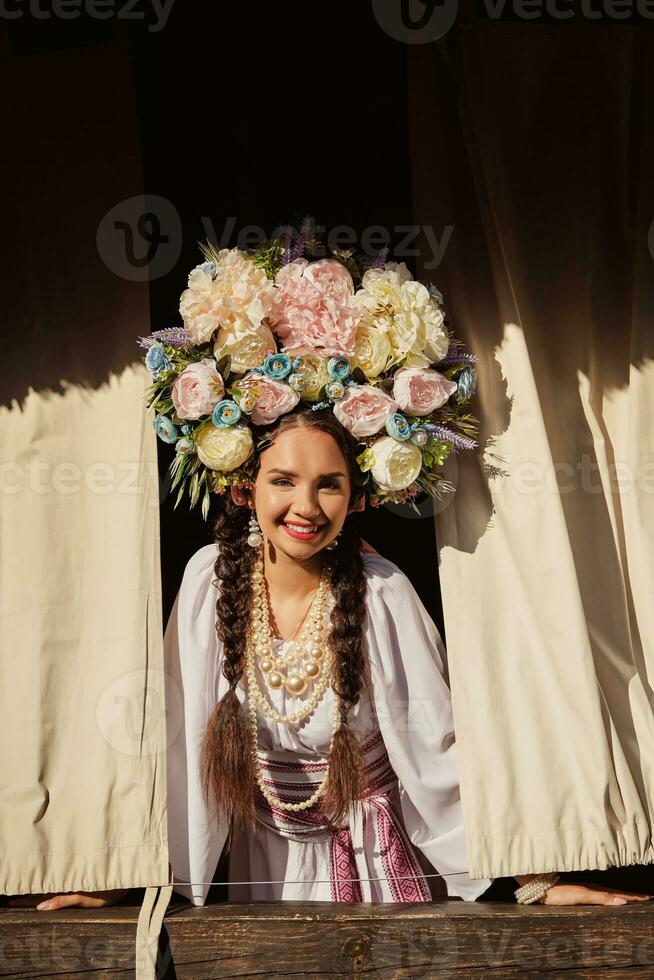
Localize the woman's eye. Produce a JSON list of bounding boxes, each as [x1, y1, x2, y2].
[[272, 479, 340, 489]]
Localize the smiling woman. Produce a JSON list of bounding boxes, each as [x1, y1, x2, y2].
[[163, 407, 495, 903]]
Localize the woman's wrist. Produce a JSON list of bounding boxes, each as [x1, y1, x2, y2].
[[513, 872, 561, 904]]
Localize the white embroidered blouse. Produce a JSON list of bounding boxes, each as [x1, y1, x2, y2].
[[164, 543, 493, 905]]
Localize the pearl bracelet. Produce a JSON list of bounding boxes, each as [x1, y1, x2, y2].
[[514, 872, 561, 904]]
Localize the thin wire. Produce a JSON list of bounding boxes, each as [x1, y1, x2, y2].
[[175, 871, 472, 887]]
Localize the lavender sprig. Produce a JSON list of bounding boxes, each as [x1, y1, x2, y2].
[[371, 245, 389, 269], [434, 352, 478, 369], [137, 326, 193, 350], [289, 215, 312, 262], [424, 424, 478, 451], [280, 226, 292, 266]]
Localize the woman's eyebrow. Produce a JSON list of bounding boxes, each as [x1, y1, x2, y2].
[[267, 468, 346, 479]]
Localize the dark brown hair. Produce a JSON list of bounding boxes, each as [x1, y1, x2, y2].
[[200, 407, 370, 840]]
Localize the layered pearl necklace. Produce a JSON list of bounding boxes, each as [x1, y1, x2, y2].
[[245, 550, 341, 812]]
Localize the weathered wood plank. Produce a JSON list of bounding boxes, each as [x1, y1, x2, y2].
[[1, 898, 653, 978]]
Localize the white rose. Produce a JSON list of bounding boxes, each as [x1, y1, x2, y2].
[[213, 322, 277, 374], [370, 436, 423, 491], [195, 423, 254, 472], [355, 262, 412, 311], [352, 320, 392, 378]]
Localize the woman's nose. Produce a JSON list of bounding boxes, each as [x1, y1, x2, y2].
[[292, 485, 322, 519]]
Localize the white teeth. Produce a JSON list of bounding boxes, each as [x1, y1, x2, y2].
[[285, 523, 319, 533]]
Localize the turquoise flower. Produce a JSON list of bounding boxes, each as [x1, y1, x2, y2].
[[327, 357, 351, 381], [262, 353, 292, 380], [145, 342, 172, 378], [385, 413, 412, 441], [153, 414, 178, 443], [457, 366, 477, 401], [326, 381, 345, 401], [212, 399, 242, 427]]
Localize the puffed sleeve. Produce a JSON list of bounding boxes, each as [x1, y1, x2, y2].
[[362, 552, 493, 901], [164, 543, 228, 906]]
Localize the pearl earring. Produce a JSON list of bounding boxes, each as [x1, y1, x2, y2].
[[247, 511, 264, 548], [325, 531, 341, 551]]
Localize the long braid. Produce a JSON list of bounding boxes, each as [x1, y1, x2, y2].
[[321, 521, 369, 826], [200, 499, 258, 840]]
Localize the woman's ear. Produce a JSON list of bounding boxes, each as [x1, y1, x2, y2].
[[347, 492, 366, 515], [230, 484, 253, 509]]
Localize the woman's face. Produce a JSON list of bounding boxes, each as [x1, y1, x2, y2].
[[250, 425, 355, 558]]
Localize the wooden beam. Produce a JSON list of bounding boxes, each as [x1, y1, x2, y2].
[[2, 895, 654, 977]]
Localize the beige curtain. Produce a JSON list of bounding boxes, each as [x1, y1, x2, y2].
[[1, 30, 172, 978], [409, 25, 654, 878]]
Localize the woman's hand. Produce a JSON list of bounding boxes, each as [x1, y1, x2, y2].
[[5, 889, 129, 910], [539, 882, 652, 906], [514, 874, 652, 906]]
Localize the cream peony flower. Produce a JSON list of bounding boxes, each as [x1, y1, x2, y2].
[[370, 435, 423, 491], [355, 263, 449, 369], [352, 319, 392, 378], [296, 353, 331, 401], [213, 321, 277, 375], [179, 250, 275, 346], [195, 422, 254, 472]]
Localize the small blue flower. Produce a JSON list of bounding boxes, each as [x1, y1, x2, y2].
[[145, 342, 172, 378], [153, 414, 178, 443], [288, 373, 306, 393], [262, 353, 292, 380], [326, 381, 345, 401], [197, 260, 217, 278], [235, 391, 257, 413], [327, 357, 351, 381], [175, 436, 195, 455], [385, 413, 412, 441], [291, 355, 303, 371], [410, 429, 428, 447], [457, 366, 477, 402], [427, 283, 444, 305], [181, 424, 191, 435], [212, 399, 242, 427]]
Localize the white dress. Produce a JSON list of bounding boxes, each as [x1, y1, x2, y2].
[[164, 544, 493, 905]]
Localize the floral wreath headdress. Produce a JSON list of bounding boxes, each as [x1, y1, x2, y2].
[[138, 217, 478, 520]]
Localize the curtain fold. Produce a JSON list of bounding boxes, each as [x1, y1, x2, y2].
[[408, 25, 654, 878]]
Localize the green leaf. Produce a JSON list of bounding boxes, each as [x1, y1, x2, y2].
[[355, 448, 375, 472], [189, 471, 201, 507], [201, 484, 211, 521]]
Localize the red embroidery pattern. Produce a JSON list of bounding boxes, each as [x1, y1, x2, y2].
[[254, 731, 431, 903]]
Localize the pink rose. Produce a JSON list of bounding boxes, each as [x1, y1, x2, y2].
[[238, 373, 300, 425], [333, 385, 397, 437], [392, 367, 457, 416], [269, 258, 362, 358], [171, 359, 225, 420]]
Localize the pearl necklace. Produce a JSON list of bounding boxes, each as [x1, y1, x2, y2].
[[245, 551, 342, 812], [247, 693, 341, 812], [246, 552, 333, 725]]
